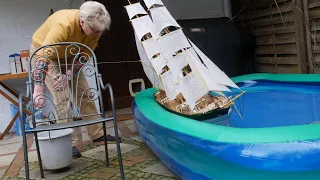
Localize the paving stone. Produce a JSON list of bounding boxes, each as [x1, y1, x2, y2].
[[29, 140, 36, 150], [88, 167, 119, 179], [124, 120, 134, 125], [0, 168, 6, 179], [105, 121, 115, 128], [127, 124, 137, 132], [0, 154, 16, 167], [141, 148, 156, 158], [118, 125, 135, 137], [19, 158, 94, 180], [81, 131, 91, 142], [151, 174, 159, 179], [113, 155, 146, 167], [116, 108, 132, 115], [0, 142, 22, 155], [27, 151, 39, 163], [142, 162, 176, 177], [155, 176, 164, 180], [131, 136, 144, 143], [126, 156, 146, 163], [137, 172, 145, 178], [106, 127, 122, 137], [120, 160, 138, 167], [0, 132, 182, 180], [82, 143, 139, 160], [144, 172, 152, 178], [0, 135, 22, 145]]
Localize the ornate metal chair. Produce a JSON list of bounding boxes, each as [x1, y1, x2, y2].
[[18, 42, 124, 180]]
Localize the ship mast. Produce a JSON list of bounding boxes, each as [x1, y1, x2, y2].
[[125, 0, 245, 116]]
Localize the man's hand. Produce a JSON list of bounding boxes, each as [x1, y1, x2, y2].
[[54, 73, 68, 91], [33, 84, 46, 109]]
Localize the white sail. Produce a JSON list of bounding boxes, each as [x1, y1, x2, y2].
[[126, 1, 241, 111], [167, 53, 188, 81], [157, 29, 191, 59], [134, 33, 163, 89], [179, 73, 208, 110], [124, 3, 148, 20], [188, 39, 240, 89], [149, 6, 180, 35], [160, 71, 180, 100], [150, 55, 167, 75], [185, 48, 231, 92], [142, 38, 161, 59], [180, 48, 208, 91], [131, 15, 157, 41], [144, 0, 164, 9]]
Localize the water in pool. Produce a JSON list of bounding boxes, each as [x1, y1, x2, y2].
[[223, 80, 320, 128]]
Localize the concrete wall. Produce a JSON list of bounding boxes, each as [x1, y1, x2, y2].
[[162, 0, 232, 20]]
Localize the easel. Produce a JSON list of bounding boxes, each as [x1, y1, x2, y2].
[[0, 72, 31, 140]]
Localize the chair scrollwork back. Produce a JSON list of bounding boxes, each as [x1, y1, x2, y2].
[[28, 42, 105, 126], [19, 42, 124, 180]]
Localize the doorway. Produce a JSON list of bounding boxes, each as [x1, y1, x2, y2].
[[95, 0, 152, 110]]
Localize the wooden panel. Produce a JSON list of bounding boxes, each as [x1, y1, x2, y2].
[[256, 44, 297, 54], [251, 23, 295, 36], [310, 21, 320, 31], [257, 64, 300, 73], [312, 45, 320, 54], [231, 0, 308, 74], [308, 0, 320, 73], [309, 9, 320, 19], [295, 0, 308, 73], [314, 55, 320, 63], [256, 33, 296, 45], [275, 65, 301, 73], [315, 34, 320, 42], [256, 35, 273, 45], [235, 0, 290, 11], [309, 0, 320, 8], [256, 56, 298, 65], [275, 33, 296, 44], [241, 5, 293, 20], [250, 14, 294, 28]]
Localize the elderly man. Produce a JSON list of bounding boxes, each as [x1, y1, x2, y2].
[[30, 1, 120, 158]]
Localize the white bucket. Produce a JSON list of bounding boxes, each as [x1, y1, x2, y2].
[[36, 128, 73, 170]]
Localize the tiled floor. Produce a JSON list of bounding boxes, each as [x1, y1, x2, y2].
[[0, 110, 179, 180]]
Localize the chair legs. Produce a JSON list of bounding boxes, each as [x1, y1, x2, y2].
[[22, 122, 124, 180], [112, 119, 125, 180], [34, 132, 45, 178], [21, 130, 30, 180], [102, 122, 110, 166]]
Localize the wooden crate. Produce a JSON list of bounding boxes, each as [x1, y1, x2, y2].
[[231, 0, 308, 74]]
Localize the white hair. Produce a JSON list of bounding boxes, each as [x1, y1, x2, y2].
[[79, 1, 111, 32]]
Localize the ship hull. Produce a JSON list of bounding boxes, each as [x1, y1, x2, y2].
[[156, 102, 229, 121], [132, 73, 320, 180]]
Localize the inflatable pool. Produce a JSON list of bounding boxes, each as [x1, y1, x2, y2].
[[132, 73, 320, 180]]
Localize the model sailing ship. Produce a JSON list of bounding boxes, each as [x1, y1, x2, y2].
[[125, 0, 245, 116]]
